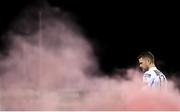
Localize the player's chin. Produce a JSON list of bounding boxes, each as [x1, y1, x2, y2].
[[142, 69, 147, 72]]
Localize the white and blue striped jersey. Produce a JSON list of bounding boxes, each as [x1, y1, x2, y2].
[[143, 67, 167, 89]]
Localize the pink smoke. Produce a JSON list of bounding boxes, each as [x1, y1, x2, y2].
[[0, 5, 179, 111]]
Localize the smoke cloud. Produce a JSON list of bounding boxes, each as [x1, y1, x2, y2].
[[0, 5, 179, 111]]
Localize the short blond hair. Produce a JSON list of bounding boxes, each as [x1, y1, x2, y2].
[[137, 51, 154, 63]]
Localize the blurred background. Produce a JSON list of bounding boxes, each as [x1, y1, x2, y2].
[[0, 0, 179, 78]]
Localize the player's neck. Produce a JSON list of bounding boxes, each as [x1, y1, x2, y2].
[[148, 64, 156, 69]]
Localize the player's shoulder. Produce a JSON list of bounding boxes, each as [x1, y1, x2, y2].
[[144, 70, 156, 78], [144, 69, 155, 74]]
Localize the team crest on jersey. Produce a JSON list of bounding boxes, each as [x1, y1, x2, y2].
[[144, 73, 151, 78]]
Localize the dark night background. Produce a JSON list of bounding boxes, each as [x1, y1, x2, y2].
[[0, 0, 179, 78]]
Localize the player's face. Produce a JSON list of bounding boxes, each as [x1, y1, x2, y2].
[[138, 58, 149, 72]]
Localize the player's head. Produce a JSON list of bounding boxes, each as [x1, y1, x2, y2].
[[137, 51, 155, 71]]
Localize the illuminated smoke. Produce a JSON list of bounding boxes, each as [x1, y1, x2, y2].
[[0, 5, 180, 111]]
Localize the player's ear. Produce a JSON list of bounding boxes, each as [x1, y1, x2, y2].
[[147, 58, 151, 64]]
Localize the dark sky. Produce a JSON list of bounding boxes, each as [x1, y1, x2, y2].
[[0, 0, 179, 76]]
